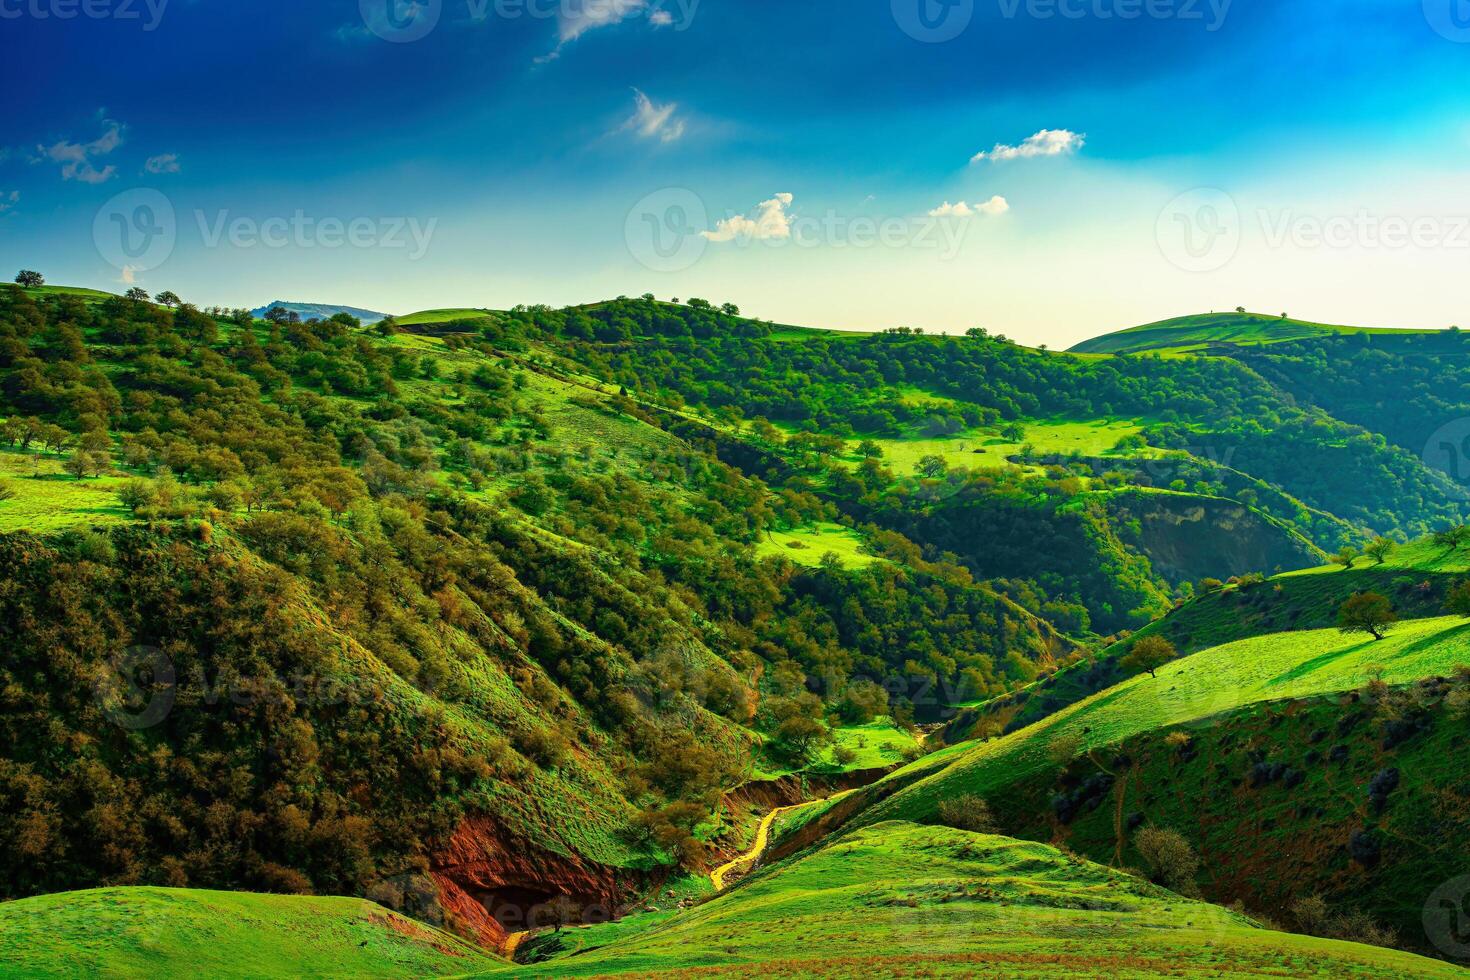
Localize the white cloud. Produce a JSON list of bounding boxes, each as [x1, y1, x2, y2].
[[559, 0, 647, 42], [145, 153, 181, 174], [703, 192, 794, 242], [649, 9, 673, 25], [40, 118, 124, 184], [929, 196, 1008, 218], [0, 191, 18, 215], [971, 129, 1084, 163], [622, 89, 686, 143], [119, 265, 139, 285]]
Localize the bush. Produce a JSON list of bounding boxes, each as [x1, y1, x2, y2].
[[1133, 825, 1200, 896], [936, 794, 998, 834]]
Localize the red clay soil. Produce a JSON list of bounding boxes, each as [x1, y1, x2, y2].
[[430, 814, 632, 951]]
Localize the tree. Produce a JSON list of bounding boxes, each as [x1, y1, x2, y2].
[[1121, 635, 1176, 679], [1134, 825, 1200, 897], [63, 452, 91, 480], [916, 455, 948, 479], [936, 794, 998, 834], [125, 287, 150, 302], [857, 439, 884, 460], [1435, 525, 1470, 555], [1330, 546, 1359, 570], [1234, 306, 1246, 314], [1338, 592, 1396, 641], [154, 290, 181, 307], [1363, 537, 1395, 566], [14, 270, 43, 287]]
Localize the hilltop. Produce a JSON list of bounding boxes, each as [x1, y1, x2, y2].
[[249, 300, 392, 324], [1068, 311, 1441, 356]]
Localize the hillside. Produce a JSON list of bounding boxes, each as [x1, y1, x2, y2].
[[249, 301, 392, 324], [1068, 311, 1438, 356], [0, 887, 504, 977]]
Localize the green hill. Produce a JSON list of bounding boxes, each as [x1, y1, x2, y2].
[[1069, 311, 1437, 356], [0, 887, 503, 978], [504, 822, 1454, 977]]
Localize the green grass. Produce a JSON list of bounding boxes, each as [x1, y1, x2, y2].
[[1070, 311, 1439, 356], [0, 450, 132, 532], [19, 285, 117, 301], [816, 718, 918, 770], [396, 308, 496, 326], [499, 822, 1456, 977], [0, 887, 504, 978], [849, 417, 1150, 476], [855, 614, 1470, 829], [755, 523, 878, 569]]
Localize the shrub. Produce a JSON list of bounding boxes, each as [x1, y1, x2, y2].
[[1133, 825, 1200, 897], [936, 794, 998, 834]]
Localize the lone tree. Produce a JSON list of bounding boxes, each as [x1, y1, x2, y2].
[[125, 287, 150, 302], [14, 270, 43, 287], [154, 290, 181, 307], [1122, 635, 1177, 679], [1435, 525, 1470, 555], [1338, 592, 1396, 641], [1363, 537, 1395, 566], [1330, 546, 1360, 570]]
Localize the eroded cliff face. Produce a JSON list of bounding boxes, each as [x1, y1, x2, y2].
[[428, 815, 632, 949], [1104, 491, 1324, 584]]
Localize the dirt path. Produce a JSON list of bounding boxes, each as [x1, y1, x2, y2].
[[501, 930, 531, 961], [710, 805, 797, 891]]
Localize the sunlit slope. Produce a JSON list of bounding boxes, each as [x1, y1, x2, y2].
[[0, 887, 504, 978], [496, 822, 1459, 978], [1070, 312, 1435, 355], [855, 614, 1470, 828]]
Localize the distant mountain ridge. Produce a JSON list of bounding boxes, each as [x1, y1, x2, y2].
[[249, 300, 391, 324], [1069, 311, 1441, 355]]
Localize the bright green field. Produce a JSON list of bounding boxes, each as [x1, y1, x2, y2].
[[1070, 311, 1438, 356], [395, 308, 496, 326], [854, 614, 1470, 828], [500, 822, 1455, 977], [0, 449, 131, 532], [818, 718, 918, 770], [19, 285, 116, 301], [756, 523, 878, 569], [0, 887, 504, 978], [853, 417, 1149, 475], [1284, 536, 1470, 577]]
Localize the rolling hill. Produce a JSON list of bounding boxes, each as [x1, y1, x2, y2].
[[249, 300, 392, 324], [1068, 311, 1440, 356]]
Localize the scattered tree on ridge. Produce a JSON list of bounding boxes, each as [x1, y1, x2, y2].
[[1363, 537, 1395, 566], [14, 270, 43, 287], [154, 290, 181, 307], [1330, 546, 1360, 570], [124, 287, 150, 302], [1338, 592, 1396, 641], [1435, 525, 1470, 555], [1121, 635, 1177, 679]]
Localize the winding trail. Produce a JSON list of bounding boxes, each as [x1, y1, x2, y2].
[[710, 805, 797, 891]]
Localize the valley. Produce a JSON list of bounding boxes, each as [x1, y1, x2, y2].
[[2, 285, 1470, 976]]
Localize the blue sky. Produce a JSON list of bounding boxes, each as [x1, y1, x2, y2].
[[3, 0, 1470, 346]]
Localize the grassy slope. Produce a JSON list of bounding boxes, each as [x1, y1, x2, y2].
[[0, 887, 503, 978], [852, 613, 1470, 829], [501, 822, 1454, 977], [1070, 312, 1437, 356], [847, 417, 1151, 477], [395, 308, 496, 326]]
